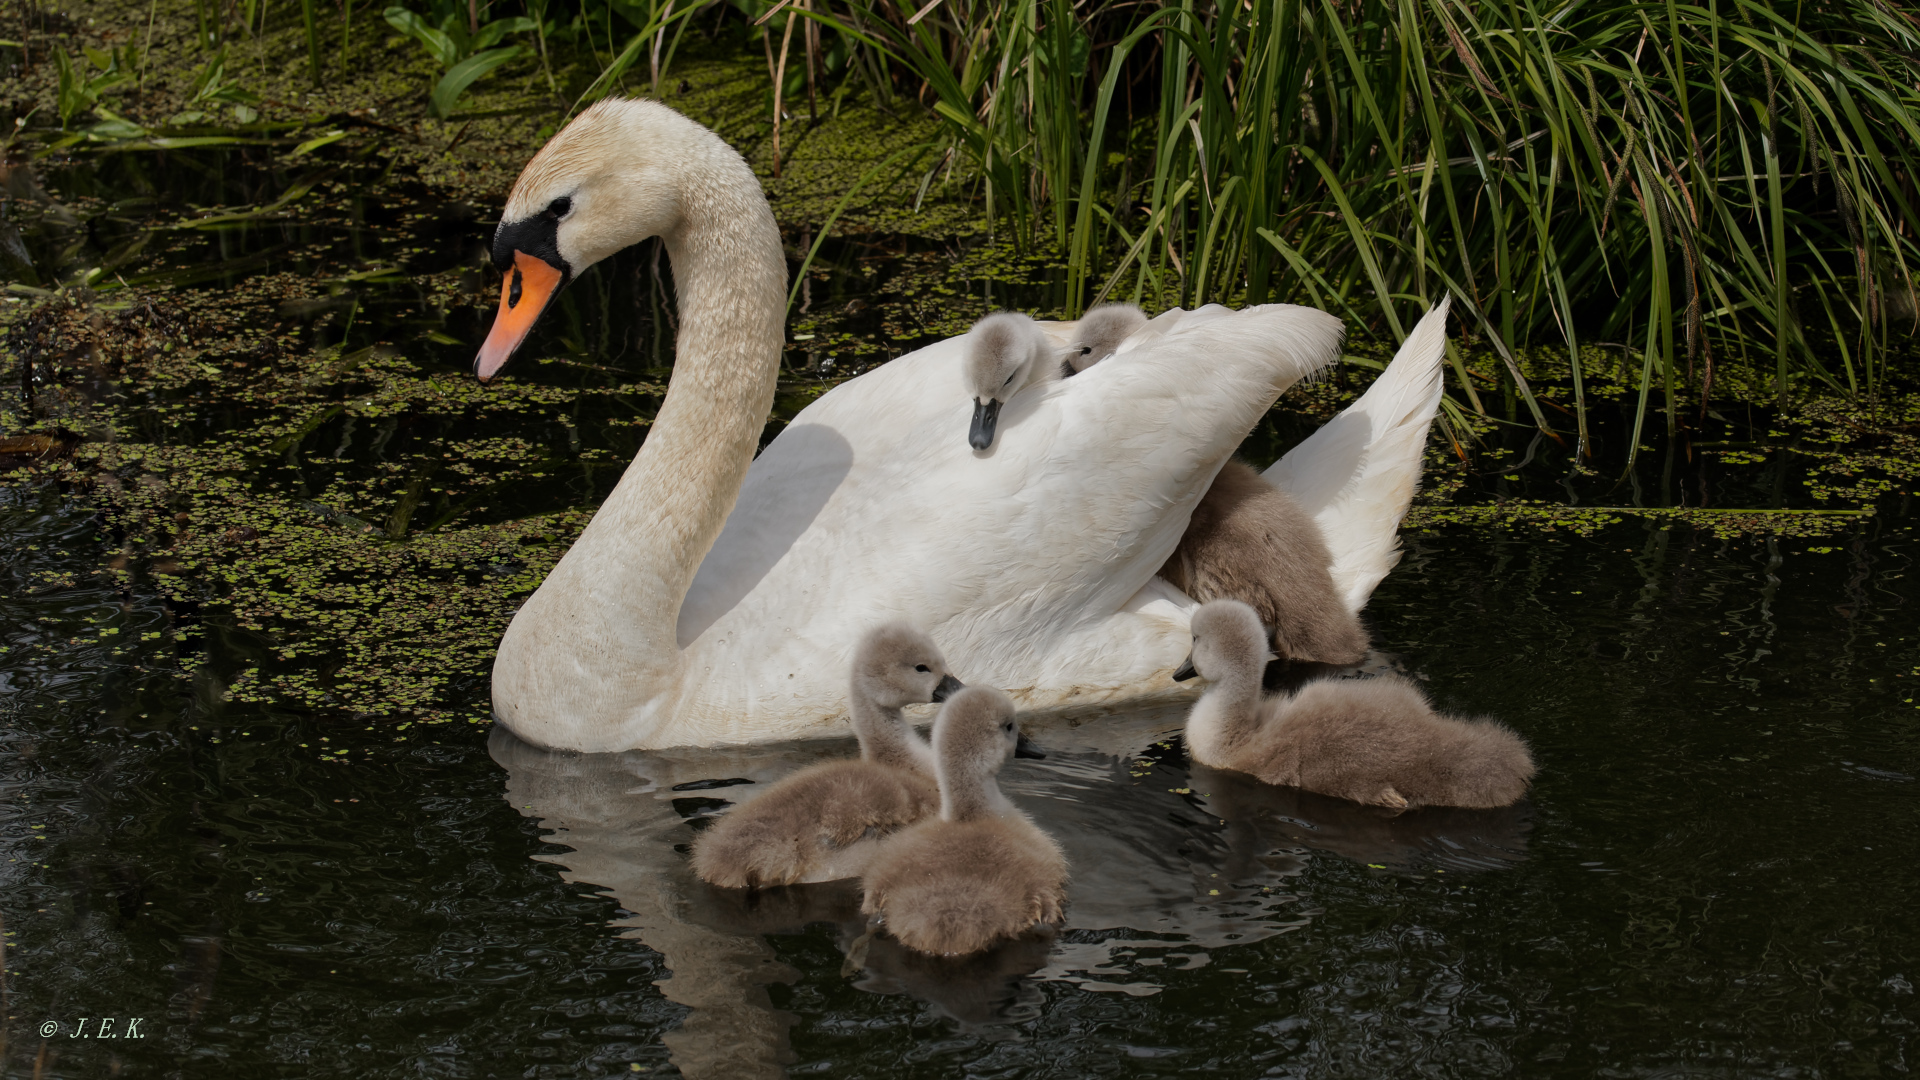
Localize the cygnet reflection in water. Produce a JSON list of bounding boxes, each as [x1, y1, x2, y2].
[[488, 696, 1531, 1064], [1193, 764, 1534, 875], [681, 877, 1058, 1029]]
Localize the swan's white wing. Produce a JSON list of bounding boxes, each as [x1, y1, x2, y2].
[[675, 304, 1343, 742], [1264, 298, 1449, 613], [1111, 303, 1233, 358]]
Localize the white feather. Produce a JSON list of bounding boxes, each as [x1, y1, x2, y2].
[[669, 304, 1343, 744], [1265, 297, 1450, 612]]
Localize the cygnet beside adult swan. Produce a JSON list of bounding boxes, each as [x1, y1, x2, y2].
[[860, 685, 1068, 955], [1176, 600, 1536, 808], [690, 622, 959, 887], [474, 97, 1450, 752]]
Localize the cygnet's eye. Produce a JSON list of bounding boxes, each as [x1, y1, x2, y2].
[[914, 664, 930, 673], [1002, 372, 1016, 386], [1079, 346, 1092, 355], [546, 196, 573, 218], [1002, 722, 1014, 732]]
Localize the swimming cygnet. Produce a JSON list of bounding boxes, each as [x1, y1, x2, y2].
[[1160, 460, 1370, 665], [1064, 302, 1147, 373], [860, 686, 1068, 956], [690, 622, 962, 888], [1175, 600, 1535, 809], [963, 311, 1059, 450]]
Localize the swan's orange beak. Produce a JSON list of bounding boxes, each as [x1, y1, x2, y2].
[[476, 251, 563, 382]]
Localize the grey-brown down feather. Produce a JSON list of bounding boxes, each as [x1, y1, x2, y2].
[[963, 311, 1057, 404], [859, 686, 1068, 955], [690, 622, 956, 888], [1184, 600, 1535, 809], [1159, 460, 1369, 665], [859, 815, 1067, 956], [1066, 304, 1148, 374], [1233, 676, 1535, 809], [690, 761, 938, 888]]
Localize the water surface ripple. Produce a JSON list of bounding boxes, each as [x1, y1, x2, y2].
[[5, 477, 1918, 1077]]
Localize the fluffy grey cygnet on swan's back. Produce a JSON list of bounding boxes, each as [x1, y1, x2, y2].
[[1065, 303, 1148, 373], [860, 686, 1068, 956], [1176, 600, 1535, 809], [690, 622, 961, 888], [1063, 306, 1367, 665], [962, 311, 1059, 450]]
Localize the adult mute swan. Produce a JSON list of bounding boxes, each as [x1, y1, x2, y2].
[[475, 97, 1449, 752]]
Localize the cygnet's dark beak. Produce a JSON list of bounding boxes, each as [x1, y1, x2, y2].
[[1172, 654, 1199, 682], [1014, 731, 1046, 759], [969, 398, 1001, 451], [930, 674, 963, 703]]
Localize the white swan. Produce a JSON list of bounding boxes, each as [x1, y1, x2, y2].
[[475, 97, 1449, 752]]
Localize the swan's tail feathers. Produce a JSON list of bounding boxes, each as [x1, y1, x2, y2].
[[1264, 297, 1450, 613]]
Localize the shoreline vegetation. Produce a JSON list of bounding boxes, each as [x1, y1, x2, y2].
[[2, 0, 1918, 725]]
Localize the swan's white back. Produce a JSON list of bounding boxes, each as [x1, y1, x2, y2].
[[671, 304, 1344, 743]]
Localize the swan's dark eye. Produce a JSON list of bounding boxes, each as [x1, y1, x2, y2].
[[1003, 723, 1014, 732], [1079, 346, 1092, 355], [546, 196, 572, 218], [914, 664, 930, 673], [1003, 373, 1016, 386]]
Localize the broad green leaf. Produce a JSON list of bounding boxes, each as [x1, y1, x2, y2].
[[384, 6, 459, 68], [428, 46, 527, 120], [473, 16, 536, 52]]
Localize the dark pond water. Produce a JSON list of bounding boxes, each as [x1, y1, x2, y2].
[[2, 145, 1918, 1078]]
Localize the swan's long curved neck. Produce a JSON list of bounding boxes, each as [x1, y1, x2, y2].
[[492, 135, 785, 751], [1185, 662, 1263, 765], [580, 178, 786, 638]]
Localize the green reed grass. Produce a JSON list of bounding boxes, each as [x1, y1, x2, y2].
[[301, 0, 322, 84], [801, 0, 1920, 454]]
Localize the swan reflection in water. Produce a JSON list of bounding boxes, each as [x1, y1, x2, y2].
[[488, 698, 1530, 1077]]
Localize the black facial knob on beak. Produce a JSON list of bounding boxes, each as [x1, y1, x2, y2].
[[931, 674, 964, 702], [1014, 731, 1046, 759]]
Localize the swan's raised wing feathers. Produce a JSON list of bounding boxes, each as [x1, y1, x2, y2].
[[1264, 298, 1449, 612]]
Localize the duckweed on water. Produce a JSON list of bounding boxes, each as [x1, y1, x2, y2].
[[8, 268, 1913, 724], [5, 0, 1918, 729], [2, 285, 615, 721]]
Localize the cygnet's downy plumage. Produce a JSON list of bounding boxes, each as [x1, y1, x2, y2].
[[1176, 600, 1535, 809], [1063, 307, 1366, 665], [963, 311, 1059, 450], [1064, 303, 1148, 374], [690, 623, 961, 888], [860, 686, 1068, 956], [1160, 460, 1369, 665]]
